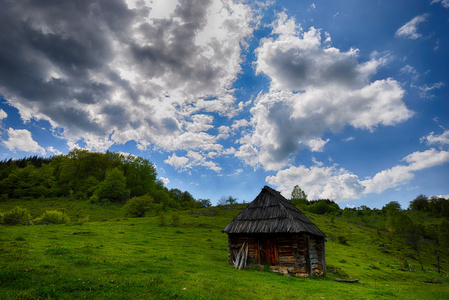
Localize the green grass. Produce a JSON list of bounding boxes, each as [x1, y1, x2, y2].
[[0, 200, 448, 299]]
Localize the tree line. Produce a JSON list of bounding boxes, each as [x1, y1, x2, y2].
[[290, 185, 449, 271], [0, 150, 210, 211]]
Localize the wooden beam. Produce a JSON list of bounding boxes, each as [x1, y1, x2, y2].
[[322, 238, 327, 275], [333, 278, 359, 283], [306, 234, 311, 275]]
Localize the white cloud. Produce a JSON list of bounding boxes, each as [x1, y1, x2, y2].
[[400, 64, 419, 81], [362, 165, 414, 195], [232, 119, 250, 131], [395, 14, 429, 39], [411, 82, 445, 98], [185, 114, 214, 133], [0, 109, 7, 120], [266, 164, 365, 201], [305, 138, 329, 152], [421, 129, 449, 146], [164, 150, 222, 173], [267, 148, 449, 202], [164, 153, 190, 170], [160, 177, 170, 186], [3, 128, 46, 155], [237, 13, 412, 170], [46, 146, 62, 156], [432, 0, 449, 8], [404, 148, 449, 170], [363, 148, 449, 194]]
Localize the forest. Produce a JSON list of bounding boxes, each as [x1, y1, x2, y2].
[[0, 150, 207, 212]]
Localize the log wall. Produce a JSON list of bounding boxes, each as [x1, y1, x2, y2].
[[227, 233, 326, 276]]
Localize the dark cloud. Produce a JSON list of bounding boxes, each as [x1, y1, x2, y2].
[[266, 45, 362, 90], [129, 0, 220, 93], [266, 101, 302, 161], [101, 105, 129, 129], [42, 104, 103, 136], [162, 117, 181, 133], [0, 0, 130, 124], [268, 49, 308, 89], [0, 0, 254, 153]]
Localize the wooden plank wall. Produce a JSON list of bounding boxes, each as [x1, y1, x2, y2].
[[227, 235, 258, 265], [226, 234, 326, 276]]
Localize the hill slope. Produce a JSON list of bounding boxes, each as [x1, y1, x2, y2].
[[0, 200, 448, 299]]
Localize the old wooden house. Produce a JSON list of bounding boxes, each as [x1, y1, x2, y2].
[[222, 186, 326, 276]]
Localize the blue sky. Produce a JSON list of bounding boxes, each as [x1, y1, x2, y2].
[[1, 0, 449, 208]]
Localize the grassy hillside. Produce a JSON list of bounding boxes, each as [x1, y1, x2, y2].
[[1, 199, 448, 299]]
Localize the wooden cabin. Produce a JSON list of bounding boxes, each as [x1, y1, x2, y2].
[[222, 186, 326, 277]]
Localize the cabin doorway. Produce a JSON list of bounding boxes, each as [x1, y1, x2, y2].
[[260, 239, 278, 265]]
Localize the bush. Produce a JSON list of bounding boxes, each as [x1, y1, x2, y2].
[[35, 210, 70, 224], [157, 213, 166, 226], [1, 206, 32, 225], [88, 194, 100, 204], [306, 200, 339, 215], [336, 234, 348, 245], [123, 195, 154, 217], [0, 193, 8, 202], [171, 213, 180, 227]]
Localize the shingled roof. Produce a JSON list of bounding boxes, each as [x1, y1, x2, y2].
[[222, 186, 325, 237]]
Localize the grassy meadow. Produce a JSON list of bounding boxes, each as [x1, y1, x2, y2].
[[1, 198, 449, 299]]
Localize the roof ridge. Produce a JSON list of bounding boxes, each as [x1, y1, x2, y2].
[[222, 186, 325, 236]]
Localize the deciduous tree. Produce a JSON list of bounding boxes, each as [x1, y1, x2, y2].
[[94, 167, 130, 202], [291, 185, 307, 210]]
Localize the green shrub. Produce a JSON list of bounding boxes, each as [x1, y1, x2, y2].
[[157, 213, 166, 226], [1, 206, 32, 225], [123, 195, 154, 217], [336, 234, 349, 245], [0, 193, 8, 202], [171, 213, 180, 227], [35, 210, 70, 224], [88, 194, 100, 204]]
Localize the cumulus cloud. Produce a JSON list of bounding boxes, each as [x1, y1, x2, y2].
[[267, 148, 449, 202], [164, 150, 222, 172], [395, 14, 429, 39], [0, 0, 254, 169], [305, 138, 329, 152], [3, 128, 46, 155], [46, 146, 62, 156], [362, 148, 449, 194], [237, 13, 412, 170], [266, 164, 365, 201], [160, 177, 170, 185], [164, 153, 190, 170], [421, 129, 449, 146], [0, 109, 7, 120]]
